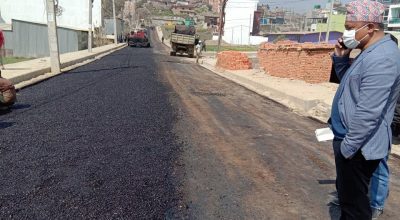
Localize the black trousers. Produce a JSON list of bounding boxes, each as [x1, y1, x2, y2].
[[333, 140, 380, 220]]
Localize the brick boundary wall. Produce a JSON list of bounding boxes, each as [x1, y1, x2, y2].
[[258, 41, 335, 84], [216, 51, 252, 70]]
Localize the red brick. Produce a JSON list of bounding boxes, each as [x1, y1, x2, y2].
[[216, 51, 253, 70], [257, 42, 334, 83]]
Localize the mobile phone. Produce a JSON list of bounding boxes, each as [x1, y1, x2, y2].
[[338, 38, 348, 49]]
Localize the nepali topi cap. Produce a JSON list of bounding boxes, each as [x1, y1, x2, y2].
[[346, 0, 385, 23]]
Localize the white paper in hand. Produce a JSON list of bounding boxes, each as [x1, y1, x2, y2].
[[315, 127, 334, 142]]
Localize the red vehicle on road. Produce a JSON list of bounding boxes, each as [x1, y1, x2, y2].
[[127, 30, 150, 48]]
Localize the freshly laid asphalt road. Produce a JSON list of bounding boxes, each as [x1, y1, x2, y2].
[[1, 30, 400, 219], [0, 44, 186, 218]]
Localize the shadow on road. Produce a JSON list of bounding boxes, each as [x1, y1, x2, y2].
[[0, 109, 12, 115], [0, 103, 31, 117], [0, 121, 14, 129], [318, 179, 336, 185], [12, 104, 31, 110], [67, 65, 141, 74]]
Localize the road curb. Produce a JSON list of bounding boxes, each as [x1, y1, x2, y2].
[[11, 68, 52, 86], [199, 61, 328, 123], [14, 44, 126, 90]]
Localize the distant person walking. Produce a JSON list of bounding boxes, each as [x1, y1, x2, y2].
[[195, 40, 203, 64], [329, 0, 400, 219], [0, 28, 5, 69]]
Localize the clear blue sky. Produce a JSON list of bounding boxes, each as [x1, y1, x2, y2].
[[258, 0, 353, 13]]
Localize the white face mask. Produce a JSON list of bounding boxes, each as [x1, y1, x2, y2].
[[342, 24, 369, 49]]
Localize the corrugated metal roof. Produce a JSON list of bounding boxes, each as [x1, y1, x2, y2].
[[0, 23, 12, 31]]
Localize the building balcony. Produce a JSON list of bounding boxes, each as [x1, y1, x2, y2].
[[388, 17, 400, 27], [388, 5, 400, 27], [389, 18, 400, 24]]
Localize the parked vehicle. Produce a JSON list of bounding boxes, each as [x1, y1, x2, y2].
[[170, 25, 199, 58]]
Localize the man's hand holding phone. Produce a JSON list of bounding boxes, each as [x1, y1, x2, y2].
[[334, 38, 352, 57]]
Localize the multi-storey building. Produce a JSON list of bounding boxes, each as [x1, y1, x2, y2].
[[208, 0, 222, 13], [0, 0, 103, 30], [377, 0, 400, 5], [388, 5, 400, 30], [222, 0, 259, 44], [383, 0, 400, 30], [374, 0, 400, 30]]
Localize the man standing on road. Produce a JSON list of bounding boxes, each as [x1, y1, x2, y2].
[[330, 0, 400, 219], [331, 33, 400, 219], [368, 33, 400, 219], [195, 40, 205, 64], [0, 28, 5, 69]]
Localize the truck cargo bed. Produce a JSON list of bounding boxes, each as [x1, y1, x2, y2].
[[171, 33, 195, 45]]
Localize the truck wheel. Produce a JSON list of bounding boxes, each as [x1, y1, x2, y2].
[[170, 51, 176, 56], [188, 54, 194, 58]]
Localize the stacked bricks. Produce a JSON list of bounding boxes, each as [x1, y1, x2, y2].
[[258, 41, 335, 84], [216, 51, 252, 70]]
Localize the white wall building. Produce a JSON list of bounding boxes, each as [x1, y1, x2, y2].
[[388, 4, 400, 29], [0, 0, 102, 30], [222, 0, 261, 45]]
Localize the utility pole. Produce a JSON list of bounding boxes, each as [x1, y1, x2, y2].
[[88, 0, 93, 52], [249, 14, 252, 45], [46, 0, 61, 74], [112, 0, 118, 44], [231, 27, 234, 44], [300, 19, 303, 32], [325, 0, 334, 42], [319, 20, 323, 43], [217, 0, 228, 53], [240, 25, 243, 45]]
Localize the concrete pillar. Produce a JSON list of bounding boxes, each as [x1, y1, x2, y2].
[[46, 0, 61, 74]]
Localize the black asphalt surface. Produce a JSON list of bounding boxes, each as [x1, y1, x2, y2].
[[0, 47, 184, 219]]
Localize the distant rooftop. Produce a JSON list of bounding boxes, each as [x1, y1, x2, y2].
[[0, 20, 88, 32], [264, 31, 342, 35]]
